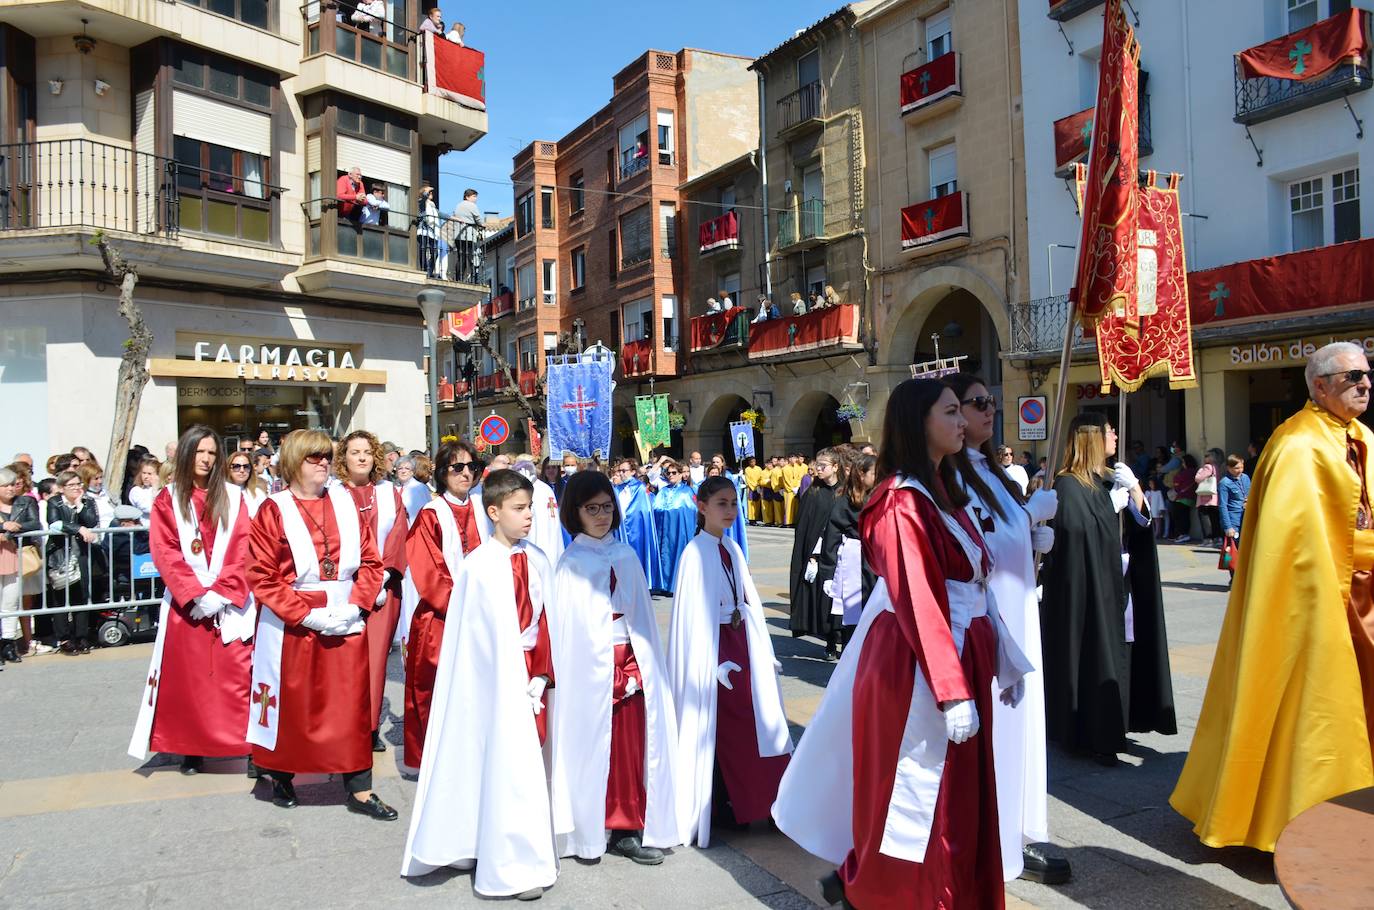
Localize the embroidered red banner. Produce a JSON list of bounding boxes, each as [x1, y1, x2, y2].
[[519, 370, 538, 397], [690, 308, 747, 352], [747, 304, 859, 360], [621, 338, 653, 377], [900, 52, 961, 115], [699, 212, 739, 253], [1053, 107, 1094, 171], [1094, 172, 1197, 393], [528, 420, 542, 458], [488, 291, 514, 319], [900, 191, 970, 250], [445, 305, 479, 341], [1238, 9, 1366, 82], [1073, 0, 1139, 329], [424, 34, 486, 110], [1188, 236, 1374, 326]]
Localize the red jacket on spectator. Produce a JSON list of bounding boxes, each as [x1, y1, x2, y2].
[[336, 173, 365, 219]]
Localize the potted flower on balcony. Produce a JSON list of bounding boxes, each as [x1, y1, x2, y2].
[[739, 408, 766, 429], [666, 410, 687, 432], [836, 401, 867, 436]]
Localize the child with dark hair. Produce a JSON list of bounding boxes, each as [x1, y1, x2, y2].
[[402, 468, 558, 899]]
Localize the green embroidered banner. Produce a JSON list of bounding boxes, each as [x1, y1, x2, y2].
[[635, 394, 670, 448]]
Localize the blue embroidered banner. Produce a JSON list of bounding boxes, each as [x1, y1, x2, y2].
[[546, 355, 615, 459], [729, 421, 756, 461]]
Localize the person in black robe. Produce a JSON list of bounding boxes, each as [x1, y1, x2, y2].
[[788, 448, 844, 660], [817, 451, 877, 650], [1122, 497, 1177, 736], [1040, 413, 1133, 763]]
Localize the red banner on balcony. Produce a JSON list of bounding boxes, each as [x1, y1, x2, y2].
[[1093, 172, 1196, 393], [900, 52, 961, 115], [900, 191, 970, 251], [488, 291, 514, 319], [1188, 236, 1374, 327], [690, 308, 747, 352], [621, 338, 653, 377], [1073, 0, 1139, 329], [748, 304, 859, 360], [446, 305, 479, 341], [437, 376, 455, 405], [424, 34, 486, 110], [1238, 9, 1366, 82], [1053, 106, 1094, 171], [519, 370, 539, 397], [699, 211, 739, 253]]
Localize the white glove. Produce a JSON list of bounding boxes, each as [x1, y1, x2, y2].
[[822, 579, 835, 598], [527, 676, 548, 714], [1000, 679, 1025, 708], [1024, 489, 1059, 524], [804, 559, 818, 583], [301, 607, 335, 633], [1030, 525, 1055, 554], [374, 587, 389, 607], [942, 699, 980, 744], [624, 677, 639, 697], [191, 590, 231, 621], [716, 660, 742, 690], [1109, 487, 1131, 513], [1112, 462, 1138, 491]]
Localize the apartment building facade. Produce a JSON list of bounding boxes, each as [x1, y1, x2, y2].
[[1018, 0, 1374, 456], [0, 0, 486, 462]]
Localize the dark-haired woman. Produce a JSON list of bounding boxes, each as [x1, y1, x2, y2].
[[129, 426, 254, 775], [548, 471, 680, 865], [946, 374, 1066, 885], [818, 451, 876, 642], [774, 379, 1030, 908], [402, 438, 490, 768], [789, 448, 844, 660]]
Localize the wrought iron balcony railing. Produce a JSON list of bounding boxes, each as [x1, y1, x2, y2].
[[1233, 17, 1373, 126], [777, 81, 823, 134], [303, 198, 486, 282], [302, 3, 420, 81], [1007, 294, 1094, 358], [0, 138, 179, 238], [776, 198, 825, 249]]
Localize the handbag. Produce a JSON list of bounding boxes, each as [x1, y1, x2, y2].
[[20, 545, 42, 577], [48, 550, 82, 590], [1218, 536, 1239, 573], [1197, 475, 1218, 497]]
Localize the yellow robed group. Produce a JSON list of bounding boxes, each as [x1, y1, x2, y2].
[[1170, 401, 1374, 851]]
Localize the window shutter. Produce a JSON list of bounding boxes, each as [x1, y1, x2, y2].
[[172, 90, 271, 156], [336, 134, 411, 187], [306, 136, 321, 173]]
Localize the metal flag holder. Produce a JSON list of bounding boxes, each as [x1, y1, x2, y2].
[[909, 332, 968, 379]]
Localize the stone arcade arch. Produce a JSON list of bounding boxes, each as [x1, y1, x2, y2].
[[697, 392, 752, 464], [782, 390, 851, 455]]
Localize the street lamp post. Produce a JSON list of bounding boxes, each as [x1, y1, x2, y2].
[[417, 286, 447, 455]]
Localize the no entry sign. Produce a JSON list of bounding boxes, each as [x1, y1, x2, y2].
[[1018, 396, 1047, 441], [480, 414, 510, 447]]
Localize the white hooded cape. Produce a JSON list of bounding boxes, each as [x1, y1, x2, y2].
[[527, 477, 565, 566], [964, 447, 1050, 879], [399, 537, 557, 896], [772, 475, 1031, 866], [667, 530, 793, 848], [549, 533, 680, 857], [397, 490, 488, 650]]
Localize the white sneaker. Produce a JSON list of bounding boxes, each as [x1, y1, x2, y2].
[[1175, 534, 1192, 543]]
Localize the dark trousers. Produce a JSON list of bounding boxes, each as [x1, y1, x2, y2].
[[1198, 505, 1220, 540], [50, 580, 90, 642], [268, 768, 372, 793], [1169, 501, 1192, 537], [418, 236, 438, 277]]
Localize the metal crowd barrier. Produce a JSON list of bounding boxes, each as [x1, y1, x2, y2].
[[1, 525, 164, 618]]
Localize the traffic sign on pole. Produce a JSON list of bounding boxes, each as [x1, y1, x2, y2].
[[480, 414, 510, 447]]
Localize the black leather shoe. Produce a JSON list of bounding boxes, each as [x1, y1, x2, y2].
[[818, 871, 853, 907], [371, 731, 387, 753], [346, 792, 398, 820], [271, 778, 297, 808], [3, 642, 21, 663], [245, 757, 259, 779], [180, 755, 204, 776], [609, 832, 664, 865], [1020, 844, 1072, 885]]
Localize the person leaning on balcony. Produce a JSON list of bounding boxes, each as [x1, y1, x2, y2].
[[451, 188, 483, 283], [719, 291, 734, 311], [361, 184, 389, 226], [790, 293, 807, 317], [706, 297, 721, 314], [337, 167, 366, 223], [445, 21, 464, 45], [415, 183, 440, 278], [419, 6, 444, 34], [752, 296, 772, 324], [350, 0, 385, 33]]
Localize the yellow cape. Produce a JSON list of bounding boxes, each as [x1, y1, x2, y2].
[[743, 465, 762, 492], [1170, 401, 1374, 851]]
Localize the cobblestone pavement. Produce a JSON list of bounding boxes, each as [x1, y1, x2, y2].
[[0, 525, 1282, 908]]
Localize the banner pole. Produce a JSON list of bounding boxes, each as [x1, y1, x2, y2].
[[1044, 303, 1078, 482]]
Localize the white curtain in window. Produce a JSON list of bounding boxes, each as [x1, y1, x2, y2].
[[242, 153, 265, 199]]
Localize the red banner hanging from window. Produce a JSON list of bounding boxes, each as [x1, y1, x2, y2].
[[1073, 0, 1139, 329], [690, 308, 747, 352], [747, 304, 859, 360], [424, 34, 486, 110], [1237, 9, 1367, 82], [900, 52, 961, 115], [1093, 172, 1197, 393], [699, 211, 739, 253], [446, 304, 479, 341], [900, 191, 970, 250], [621, 338, 653, 377], [1188, 236, 1374, 326], [1053, 107, 1094, 171]]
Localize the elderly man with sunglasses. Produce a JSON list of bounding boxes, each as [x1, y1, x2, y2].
[[1173, 341, 1374, 852]]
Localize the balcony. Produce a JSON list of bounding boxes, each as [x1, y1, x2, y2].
[[689, 307, 751, 353], [776, 198, 826, 252], [900, 52, 962, 124], [1233, 12, 1372, 126], [488, 290, 515, 319], [777, 81, 824, 138], [1007, 295, 1095, 358], [297, 198, 487, 305], [620, 151, 650, 181], [302, 4, 415, 80], [1052, 91, 1153, 177], [698, 211, 740, 256], [518, 369, 539, 397], [900, 191, 970, 255], [747, 303, 861, 362], [1047, 0, 1104, 21]]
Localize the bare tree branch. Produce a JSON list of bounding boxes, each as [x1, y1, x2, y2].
[[94, 232, 151, 505], [467, 316, 547, 430]]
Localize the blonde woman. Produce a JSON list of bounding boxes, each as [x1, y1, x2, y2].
[[226, 450, 268, 518]]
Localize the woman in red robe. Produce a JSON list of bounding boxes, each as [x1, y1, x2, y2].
[[337, 430, 408, 753], [129, 426, 253, 774], [246, 429, 394, 820], [403, 438, 487, 768], [785, 379, 1027, 909]]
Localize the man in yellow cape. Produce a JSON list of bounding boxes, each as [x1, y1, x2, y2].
[[1171, 341, 1374, 851]]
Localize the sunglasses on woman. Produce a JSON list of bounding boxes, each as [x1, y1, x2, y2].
[[962, 395, 997, 412], [229, 462, 251, 471], [303, 451, 332, 465], [450, 460, 483, 474]]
